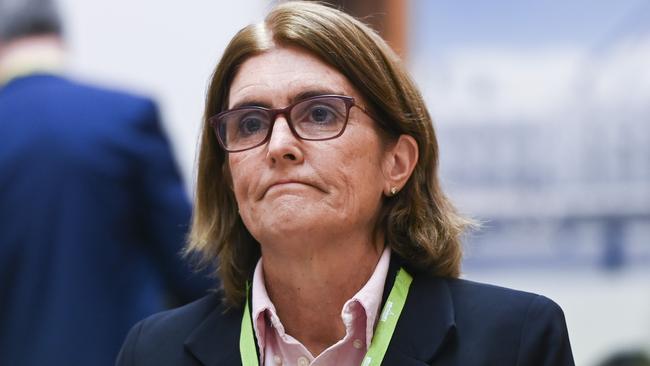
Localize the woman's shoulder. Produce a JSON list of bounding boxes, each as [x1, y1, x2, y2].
[[402, 274, 574, 364], [411, 271, 561, 310], [398, 260, 568, 330], [116, 292, 240, 366], [445, 277, 554, 302], [442, 277, 565, 321], [402, 266, 570, 331], [436, 277, 573, 364], [137, 291, 223, 333]]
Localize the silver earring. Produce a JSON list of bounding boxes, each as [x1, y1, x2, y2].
[[390, 186, 398, 196]]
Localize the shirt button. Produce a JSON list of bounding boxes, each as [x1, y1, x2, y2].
[[353, 339, 363, 349], [342, 312, 354, 325], [297, 356, 309, 366], [273, 355, 282, 365]]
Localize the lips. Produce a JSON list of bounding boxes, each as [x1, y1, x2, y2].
[[259, 178, 324, 199]]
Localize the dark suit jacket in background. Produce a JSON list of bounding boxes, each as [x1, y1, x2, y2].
[[0, 74, 212, 366], [116, 255, 575, 365]]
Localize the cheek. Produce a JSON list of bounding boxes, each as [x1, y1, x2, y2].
[[347, 131, 386, 185], [228, 155, 255, 206], [328, 138, 386, 214]]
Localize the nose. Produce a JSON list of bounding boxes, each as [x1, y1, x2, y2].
[[265, 115, 304, 165]]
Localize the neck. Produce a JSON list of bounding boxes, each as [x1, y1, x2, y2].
[[0, 35, 66, 85], [261, 236, 384, 356]]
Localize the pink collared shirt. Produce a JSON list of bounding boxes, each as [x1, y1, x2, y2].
[[251, 247, 391, 366]]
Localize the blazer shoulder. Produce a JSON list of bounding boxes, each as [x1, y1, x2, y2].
[[62, 77, 157, 111], [134, 292, 221, 340], [116, 292, 224, 366], [1, 75, 158, 130], [446, 277, 540, 302], [440, 278, 574, 365], [444, 277, 566, 325], [2, 74, 153, 105]]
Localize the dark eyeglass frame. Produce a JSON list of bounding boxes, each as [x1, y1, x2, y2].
[[208, 94, 371, 153]]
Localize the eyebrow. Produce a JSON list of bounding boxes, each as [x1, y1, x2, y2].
[[230, 88, 347, 110]]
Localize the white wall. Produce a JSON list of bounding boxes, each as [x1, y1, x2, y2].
[[57, 0, 268, 187]]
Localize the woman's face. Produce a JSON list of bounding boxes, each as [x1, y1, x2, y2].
[[227, 46, 390, 252]]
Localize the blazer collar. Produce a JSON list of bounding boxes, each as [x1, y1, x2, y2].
[[183, 254, 456, 366], [184, 298, 243, 366]]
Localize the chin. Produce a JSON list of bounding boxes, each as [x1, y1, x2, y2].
[[262, 195, 326, 220], [250, 214, 331, 243], [243, 198, 346, 239]]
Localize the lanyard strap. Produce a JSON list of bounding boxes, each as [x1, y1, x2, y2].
[[240, 282, 259, 366], [239, 268, 413, 366]]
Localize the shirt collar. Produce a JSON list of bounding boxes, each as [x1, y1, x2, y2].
[[346, 246, 391, 347], [251, 258, 279, 358], [250, 246, 392, 354]]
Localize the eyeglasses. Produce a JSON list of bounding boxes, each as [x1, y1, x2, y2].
[[209, 94, 369, 152]]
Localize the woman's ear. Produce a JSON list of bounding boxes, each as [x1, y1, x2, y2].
[[382, 134, 419, 196]]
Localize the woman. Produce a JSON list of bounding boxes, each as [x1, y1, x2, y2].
[[117, 2, 574, 365]]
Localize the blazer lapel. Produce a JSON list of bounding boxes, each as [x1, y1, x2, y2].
[[184, 300, 244, 366], [382, 258, 457, 365]]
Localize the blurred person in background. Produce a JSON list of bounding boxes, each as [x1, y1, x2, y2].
[[598, 350, 650, 366], [0, 0, 211, 365]]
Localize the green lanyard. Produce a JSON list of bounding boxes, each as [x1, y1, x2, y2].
[[239, 268, 413, 366]]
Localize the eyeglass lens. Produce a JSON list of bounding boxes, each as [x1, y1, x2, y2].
[[216, 96, 349, 151]]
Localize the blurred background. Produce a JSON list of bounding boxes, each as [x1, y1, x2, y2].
[[54, 0, 649, 364]]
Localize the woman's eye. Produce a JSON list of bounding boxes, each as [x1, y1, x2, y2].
[[308, 106, 336, 124], [238, 116, 266, 135]]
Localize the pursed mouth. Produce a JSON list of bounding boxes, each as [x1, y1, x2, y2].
[[259, 181, 325, 200]]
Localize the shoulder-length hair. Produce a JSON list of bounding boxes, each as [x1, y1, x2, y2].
[[187, 1, 472, 307]]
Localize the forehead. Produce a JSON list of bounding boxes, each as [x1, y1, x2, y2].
[[228, 46, 359, 109]]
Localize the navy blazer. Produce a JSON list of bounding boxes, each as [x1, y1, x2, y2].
[[0, 75, 211, 366], [116, 256, 574, 365]]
